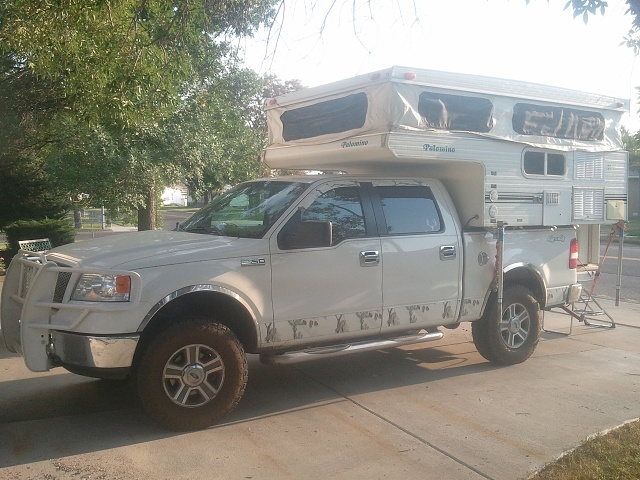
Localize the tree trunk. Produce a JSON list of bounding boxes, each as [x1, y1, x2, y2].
[[138, 184, 156, 231], [73, 205, 83, 229]]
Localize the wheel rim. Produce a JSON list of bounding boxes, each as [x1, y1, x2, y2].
[[162, 344, 225, 408], [499, 302, 531, 349]]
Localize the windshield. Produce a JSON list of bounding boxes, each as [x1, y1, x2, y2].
[[178, 180, 309, 238]]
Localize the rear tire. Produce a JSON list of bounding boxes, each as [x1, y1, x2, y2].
[[472, 286, 541, 365], [134, 318, 248, 431]]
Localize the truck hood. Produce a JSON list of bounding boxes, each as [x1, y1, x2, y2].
[[46, 231, 269, 270]]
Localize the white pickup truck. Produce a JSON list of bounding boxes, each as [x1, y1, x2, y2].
[[2, 175, 580, 430]]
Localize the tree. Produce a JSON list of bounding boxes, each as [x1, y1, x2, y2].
[[0, 52, 69, 228], [622, 126, 640, 164], [165, 65, 270, 204], [527, 1, 640, 51], [0, 0, 279, 230], [249, 75, 304, 136]]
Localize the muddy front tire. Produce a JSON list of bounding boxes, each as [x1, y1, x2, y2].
[[134, 318, 248, 431], [472, 286, 541, 365]]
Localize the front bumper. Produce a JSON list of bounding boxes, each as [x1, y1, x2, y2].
[[48, 331, 139, 378]]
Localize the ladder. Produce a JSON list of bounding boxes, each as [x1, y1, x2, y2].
[[545, 221, 625, 335]]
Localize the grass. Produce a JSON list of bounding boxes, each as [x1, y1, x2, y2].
[[529, 419, 640, 479], [623, 220, 640, 245], [625, 219, 640, 237]]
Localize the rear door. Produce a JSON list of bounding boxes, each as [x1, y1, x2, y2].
[[370, 180, 462, 332]]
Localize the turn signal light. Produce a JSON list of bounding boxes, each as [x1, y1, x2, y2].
[[115, 275, 131, 294]]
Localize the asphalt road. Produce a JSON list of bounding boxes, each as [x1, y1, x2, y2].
[[161, 208, 198, 231], [597, 242, 640, 303]]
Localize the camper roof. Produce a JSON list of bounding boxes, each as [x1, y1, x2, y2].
[[266, 66, 629, 112]]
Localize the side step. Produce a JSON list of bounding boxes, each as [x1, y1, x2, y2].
[[259, 329, 444, 365]]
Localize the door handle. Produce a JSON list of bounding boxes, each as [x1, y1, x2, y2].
[[439, 245, 457, 261], [360, 250, 380, 266]]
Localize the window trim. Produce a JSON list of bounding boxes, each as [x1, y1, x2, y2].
[[522, 150, 567, 179]]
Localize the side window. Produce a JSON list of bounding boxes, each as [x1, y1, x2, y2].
[[418, 91, 493, 133], [281, 93, 368, 141], [512, 103, 605, 141], [523, 151, 566, 177], [375, 186, 442, 235], [301, 186, 367, 244]]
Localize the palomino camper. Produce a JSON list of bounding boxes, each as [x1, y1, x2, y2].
[[264, 66, 629, 266]]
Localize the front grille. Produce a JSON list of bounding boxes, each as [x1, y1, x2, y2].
[[54, 272, 72, 303]]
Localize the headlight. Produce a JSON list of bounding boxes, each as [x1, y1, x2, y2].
[[71, 274, 132, 302]]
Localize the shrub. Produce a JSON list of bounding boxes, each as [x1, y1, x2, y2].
[[5, 218, 76, 254]]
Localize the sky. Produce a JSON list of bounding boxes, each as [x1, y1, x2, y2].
[[241, 0, 640, 130]]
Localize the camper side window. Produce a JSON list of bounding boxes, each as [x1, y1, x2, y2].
[[512, 103, 605, 141], [523, 151, 566, 177], [418, 92, 493, 133], [280, 93, 368, 141]]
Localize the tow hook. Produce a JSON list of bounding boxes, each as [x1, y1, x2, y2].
[[46, 340, 62, 367]]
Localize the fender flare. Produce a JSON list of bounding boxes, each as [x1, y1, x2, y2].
[[480, 262, 547, 315], [138, 284, 260, 348]]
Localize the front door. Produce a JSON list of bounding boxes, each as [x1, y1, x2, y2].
[[269, 180, 382, 347]]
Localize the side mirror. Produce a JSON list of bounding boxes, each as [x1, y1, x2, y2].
[[282, 221, 332, 249]]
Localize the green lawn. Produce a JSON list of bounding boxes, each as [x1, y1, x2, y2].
[[530, 419, 640, 479], [625, 219, 640, 236]]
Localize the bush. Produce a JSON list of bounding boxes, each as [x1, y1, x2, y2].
[[5, 218, 76, 254]]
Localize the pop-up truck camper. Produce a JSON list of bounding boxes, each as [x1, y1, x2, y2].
[[264, 66, 628, 260], [2, 67, 628, 430]]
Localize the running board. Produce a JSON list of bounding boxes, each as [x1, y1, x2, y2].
[[259, 329, 444, 365]]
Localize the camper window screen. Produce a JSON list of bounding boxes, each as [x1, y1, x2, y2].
[[418, 92, 493, 133], [512, 103, 605, 141], [280, 92, 368, 141]]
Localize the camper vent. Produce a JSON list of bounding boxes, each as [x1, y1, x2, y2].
[[573, 188, 604, 221], [545, 192, 560, 205], [575, 153, 604, 180]]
